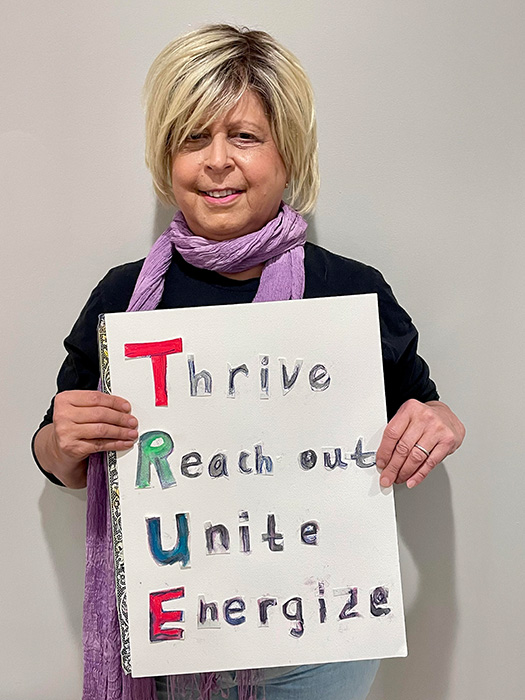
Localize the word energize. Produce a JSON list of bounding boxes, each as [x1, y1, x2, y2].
[[149, 584, 392, 642]]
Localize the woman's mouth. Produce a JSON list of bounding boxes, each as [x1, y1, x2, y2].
[[199, 188, 244, 204]]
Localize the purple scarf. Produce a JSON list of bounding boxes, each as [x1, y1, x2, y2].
[[83, 204, 307, 700]]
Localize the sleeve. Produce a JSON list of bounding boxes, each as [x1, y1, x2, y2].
[[32, 262, 142, 484], [31, 283, 105, 485], [372, 269, 440, 419]]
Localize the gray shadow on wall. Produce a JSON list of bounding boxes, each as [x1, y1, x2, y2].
[[39, 482, 87, 653], [151, 202, 175, 245], [367, 466, 457, 700], [305, 213, 319, 245]]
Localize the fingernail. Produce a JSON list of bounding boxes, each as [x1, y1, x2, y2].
[[380, 477, 391, 487], [122, 402, 131, 412], [127, 417, 138, 428], [127, 430, 138, 439], [376, 459, 385, 470], [407, 479, 416, 489]]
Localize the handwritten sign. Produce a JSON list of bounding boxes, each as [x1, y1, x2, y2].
[[100, 294, 407, 678]]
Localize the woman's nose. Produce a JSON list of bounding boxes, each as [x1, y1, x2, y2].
[[205, 135, 233, 172]]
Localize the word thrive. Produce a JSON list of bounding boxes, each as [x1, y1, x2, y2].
[[124, 338, 330, 406]]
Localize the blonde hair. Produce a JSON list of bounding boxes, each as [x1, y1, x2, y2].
[[144, 24, 319, 215]]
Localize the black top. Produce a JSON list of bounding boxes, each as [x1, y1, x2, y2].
[[34, 242, 439, 485]]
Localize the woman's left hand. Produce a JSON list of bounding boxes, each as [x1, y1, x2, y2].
[[375, 399, 465, 488]]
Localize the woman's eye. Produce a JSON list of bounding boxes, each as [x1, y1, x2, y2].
[[230, 132, 262, 147], [182, 133, 209, 150]]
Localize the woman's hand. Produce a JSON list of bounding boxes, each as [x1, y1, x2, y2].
[[52, 390, 138, 458], [376, 399, 465, 488], [34, 390, 138, 488]]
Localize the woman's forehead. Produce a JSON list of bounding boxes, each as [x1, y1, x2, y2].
[[191, 91, 269, 131]]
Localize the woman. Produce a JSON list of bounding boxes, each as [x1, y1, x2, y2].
[[33, 24, 465, 700]]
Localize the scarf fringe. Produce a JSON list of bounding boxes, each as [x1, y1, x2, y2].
[[236, 670, 260, 700], [167, 673, 220, 700], [164, 669, 259, 700]]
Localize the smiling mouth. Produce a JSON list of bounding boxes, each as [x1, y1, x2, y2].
[[199, 188, 244, 199]]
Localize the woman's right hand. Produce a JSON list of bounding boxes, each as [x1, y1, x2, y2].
[[53, 390, 138, 459], [35, 390, 138, 488]]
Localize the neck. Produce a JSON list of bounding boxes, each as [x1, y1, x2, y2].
[[219, 264, 264, 280]]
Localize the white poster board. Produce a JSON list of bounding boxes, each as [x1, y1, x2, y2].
[[100, 294, 407, 678]]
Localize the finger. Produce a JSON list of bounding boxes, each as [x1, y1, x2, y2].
[[399, 420, 459, 485], [53, 422, 137, 461], [64, 390, 132, 413], [79, 438, 138, 455], [379, 423, 427, 487], [376, 411, 413, 469], [75, 422, 138, 443], [71, 406, 138, 429], [394, 439, 437, 484], [406, 441, 450, 488]]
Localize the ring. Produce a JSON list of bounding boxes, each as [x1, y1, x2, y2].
[[414, 443, 430, 458]]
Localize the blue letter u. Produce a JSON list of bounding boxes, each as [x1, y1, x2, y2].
[[146, 513, 190, 567]]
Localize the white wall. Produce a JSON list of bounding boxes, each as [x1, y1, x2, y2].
[[1, 1, 523, 698]]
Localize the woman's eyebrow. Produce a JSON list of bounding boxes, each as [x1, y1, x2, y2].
[[226, 120, 266, 132]]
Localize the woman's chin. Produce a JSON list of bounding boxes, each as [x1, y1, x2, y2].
[[188, 216, 261, 242], [197, 227, 253, 242]]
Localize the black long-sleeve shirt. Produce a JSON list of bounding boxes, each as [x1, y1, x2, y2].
[[34, 241, 439, 484]]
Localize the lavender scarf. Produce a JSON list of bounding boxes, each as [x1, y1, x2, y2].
[[83, 204, 307, 700]]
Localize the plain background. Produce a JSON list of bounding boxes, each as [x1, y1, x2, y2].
[[1, 1, 523, 699]]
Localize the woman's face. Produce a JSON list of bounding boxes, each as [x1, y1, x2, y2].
[[171, 91, 288, 241]]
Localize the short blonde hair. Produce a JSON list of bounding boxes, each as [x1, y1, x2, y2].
[[144, 24, 319, 215]]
